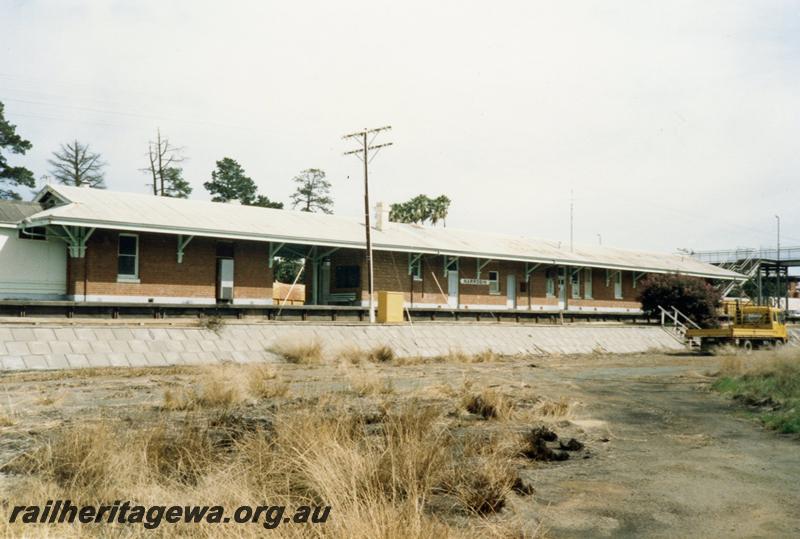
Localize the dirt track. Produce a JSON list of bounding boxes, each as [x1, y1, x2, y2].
[[517, 354, 800, 537], [1, 352, 798, 538]]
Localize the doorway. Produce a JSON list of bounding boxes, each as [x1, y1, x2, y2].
[[506, 274, 516, 309], [216, 258, 234, 302], [448, 270, 459, 308], [557, 267, 566, 310], [216, 242, 235, 303]]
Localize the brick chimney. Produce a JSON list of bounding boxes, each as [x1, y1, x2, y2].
[[375, 201, 390, 231]]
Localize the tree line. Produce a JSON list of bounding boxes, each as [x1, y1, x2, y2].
[[0, 100, 449, 226]]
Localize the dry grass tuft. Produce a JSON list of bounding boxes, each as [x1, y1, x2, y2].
[[439, 432, 520, 516], [163, 382, 242, 410], [163, 363, 289, 409], [367, 344, 396, 363], [245, 364, 290, 399], [534, 396, 573, 418], [34, 394, 63, 406], [440, 348, 503, 363], [412, 383, 460, 400], [461, 387, 514, 420], [2, 388, 545, 537], [7, 422, 124, 492], [470, 349, 503, 363], [347, 371, 395, 396], [338, 344, 396, 365], [719, 356, 745, 376], [5, 419, 224, 497], [271, 338, 323, 364], [392, 355, 437, 366], [339, 346, 367, 365], [197, 313, 226, 333], [713, 344, 745, 357], [394, 349, 504, 366], [0, 413, 15, 427]]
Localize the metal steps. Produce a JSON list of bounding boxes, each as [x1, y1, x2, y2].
[[658, 305, 701, 349]]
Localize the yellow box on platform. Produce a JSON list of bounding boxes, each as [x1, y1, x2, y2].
[[377, 291, 404, 323]]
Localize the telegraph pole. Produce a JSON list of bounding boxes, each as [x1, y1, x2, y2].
[[775, 214, 781, 311], [343, 126, 393, 323], [569, 190, 574, 252]]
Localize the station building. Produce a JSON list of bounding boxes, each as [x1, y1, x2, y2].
[[0, 185, 740, 313]]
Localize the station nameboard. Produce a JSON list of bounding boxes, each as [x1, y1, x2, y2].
[[459, 278, 492, 285]]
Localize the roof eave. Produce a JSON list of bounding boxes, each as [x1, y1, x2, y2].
[[22, 215, 741, 281]]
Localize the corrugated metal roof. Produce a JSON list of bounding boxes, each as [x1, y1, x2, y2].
[[24, 185, 741, 280], [0, 200, 45, 225]]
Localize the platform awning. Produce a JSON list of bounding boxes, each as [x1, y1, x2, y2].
[[20, 185, 742, 281]]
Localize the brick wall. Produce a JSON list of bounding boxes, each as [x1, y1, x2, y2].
[[65, 230, 645, 310], [326, 249, 645, 310], [233, 241, 272, 301], [67, 230, 272, 302]]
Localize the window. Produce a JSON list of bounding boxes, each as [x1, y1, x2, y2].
[[584, 268, 593, 299], [117, 234, 139, 280], [519, 280, 528, 293], [571, 270, 580, 299], [546, 270, 555, 297], [488, 271, 500, 294], [18, 227, 47, 241], [411, 257, 422, 281], [334, 265, 361, 288], [216, 242, 234, 258], [614, 271, 623, 299]]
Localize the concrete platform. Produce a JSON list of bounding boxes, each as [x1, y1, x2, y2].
[[0, 321, 691, 371]]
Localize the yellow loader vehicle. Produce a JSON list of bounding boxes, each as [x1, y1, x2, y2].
[[685, 305, 788, 352]]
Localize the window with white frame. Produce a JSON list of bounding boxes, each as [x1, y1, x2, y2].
[[411, 257, 422, 281], [614, 271, 623, 299], [546, 270, 555, 297], [571, 269, 580, 299], [488, 271, 500, 294], [584, 268, 593, 299], [117, 234, 139, 280]]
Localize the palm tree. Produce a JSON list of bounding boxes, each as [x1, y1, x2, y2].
[[389, 194, 451, 225], [430, 195, 451, 227]]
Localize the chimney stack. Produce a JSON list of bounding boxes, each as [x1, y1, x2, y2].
[[375, 201, 390, 231]]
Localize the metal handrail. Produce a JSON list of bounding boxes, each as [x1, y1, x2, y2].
[[692, 246, 800, 264], [658, 305, 700, 345]]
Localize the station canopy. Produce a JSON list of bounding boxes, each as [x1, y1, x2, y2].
[[22, 185, 741, 281]]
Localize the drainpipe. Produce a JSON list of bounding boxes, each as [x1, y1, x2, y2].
[[83, 248, 88, 303]]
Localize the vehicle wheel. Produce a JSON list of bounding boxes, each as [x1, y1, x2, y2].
[[772, 340, 785, 351], [742, 340, 753, 354]]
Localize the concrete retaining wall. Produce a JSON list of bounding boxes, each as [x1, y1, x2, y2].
[[0, 321, 688, 371]]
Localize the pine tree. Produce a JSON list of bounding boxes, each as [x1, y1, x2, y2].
[[47, 140, 106, 188], [252, 194, 284, 209], [205, 158, 258, 203], [290, 168, 333, 213], [205, 158, 282, 208], [161, 167, 192, 198], [142, 129, 191, 198], [0, 101, 35, 200]]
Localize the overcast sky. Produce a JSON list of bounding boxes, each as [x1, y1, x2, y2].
[[2, 0, 799, 256]]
